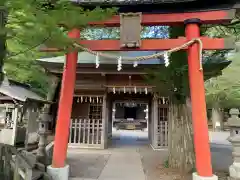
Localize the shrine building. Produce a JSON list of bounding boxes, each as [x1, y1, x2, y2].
[[38, 51, 170, 150]]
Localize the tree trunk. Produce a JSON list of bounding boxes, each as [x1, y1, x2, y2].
[[45, 75, 60, 112], [44, 75, 60, 131], [211, 103, 223, 132], [0, 7, 7, 83], [168, 98, 195, 173]]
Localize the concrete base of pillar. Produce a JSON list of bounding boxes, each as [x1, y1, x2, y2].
[[193, 173, 218, 180], [229, 163, 240, 180], [47, 164, 69, 180]]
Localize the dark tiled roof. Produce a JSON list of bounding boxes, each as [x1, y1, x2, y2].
[[0, 77, 44, 102], [72, 0, 238, 13], [73, 0, 196, 5]]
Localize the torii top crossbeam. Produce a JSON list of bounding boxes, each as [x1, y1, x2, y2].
[[42, 9, 236, 52]]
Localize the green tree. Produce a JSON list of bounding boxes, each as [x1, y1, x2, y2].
[[0, 0, 116, 96], [205, 53, 240, 130], [145, 26, 195, 173], [145, 25, 232, 172], [0, 5, 7, 82], [204, 15, 240, 131], [4, 39, 51, 96]]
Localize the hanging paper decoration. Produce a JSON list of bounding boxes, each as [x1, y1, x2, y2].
[[113, 87, 116, 94], [96, 53, 100, 68], [145, 87, 148, 94], [124, 86, 126, 93], [134, 86, 137, 94], [81, 96, 83, 103], [133, 61, 138, 67], [77, 97, 79, 103], [117, 56, 122, 71], [164, 52, 170, 67]]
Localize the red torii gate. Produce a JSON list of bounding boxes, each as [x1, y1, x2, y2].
[[47, 9, 235, 180]]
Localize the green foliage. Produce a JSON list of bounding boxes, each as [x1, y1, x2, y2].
[[145, 26, 189, 104], [0, 0, 116, 97], [0, 5, 7, 82], [164, 159, 169, 168], [205, 53, 240, 108], [204, 15, 240, 108], [145, 23, 236, 105], [4, 40, 50, 96], [204, 18, 240, 40], [5, 0, 116, 49]]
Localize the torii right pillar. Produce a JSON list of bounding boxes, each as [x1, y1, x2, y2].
[[185, 18, 217, 180]]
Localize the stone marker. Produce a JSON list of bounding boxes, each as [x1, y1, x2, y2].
[[227, 108, 240, 180]]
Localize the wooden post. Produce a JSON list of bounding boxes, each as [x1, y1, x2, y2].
[[153, 95, 158, 149], [52, 29, 80, 168], [101, 94, 107, 149], [185, 19, 213, 177], [11, 107, 19, 146]]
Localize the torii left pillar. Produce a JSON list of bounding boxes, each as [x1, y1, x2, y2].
[[47, 29, 80, 180]]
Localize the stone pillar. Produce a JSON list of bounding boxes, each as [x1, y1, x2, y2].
[[227, 108, 240, 180], [37, 106, 52, 166]]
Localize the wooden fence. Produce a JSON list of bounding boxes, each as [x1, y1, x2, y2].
[[69, 118, 104, 148], [156, 121, 168, 148]]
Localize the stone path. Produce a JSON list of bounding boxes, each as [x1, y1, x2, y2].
[[68, 130, 233, 180], [68, 130, 147, 180], [209, 131, 232, 171], [68, 150, 146, 180], [98, 150, 145, 180]]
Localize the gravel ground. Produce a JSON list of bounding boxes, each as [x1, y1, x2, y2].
[[139, 146, 192, 180], [139, 146, 229, 180]]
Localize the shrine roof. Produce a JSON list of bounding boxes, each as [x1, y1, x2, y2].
[[37, 51, 231, 78], [73, 0, 239, 13], [0, 76, 45, 102]]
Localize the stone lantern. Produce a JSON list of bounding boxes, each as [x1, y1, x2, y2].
[[37, 106, 52, 165], [227, 108, 240, 180]]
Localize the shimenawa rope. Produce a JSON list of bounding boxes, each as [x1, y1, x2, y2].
[[73, 38, 203, 71]]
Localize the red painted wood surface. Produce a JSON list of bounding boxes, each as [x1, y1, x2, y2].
[[40, 37, 233, 52], [52, 29, 80, 168], [89, 9, 235, 26], [186, 23, 213, 176]]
